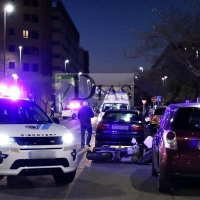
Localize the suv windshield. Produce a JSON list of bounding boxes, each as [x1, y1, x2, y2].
[[103, 111, 139, 122], [0, 99, 52, 124], [172, 107, 200, 131]]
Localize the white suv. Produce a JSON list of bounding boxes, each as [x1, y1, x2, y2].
[[0, 96, 78, 184], [62, 108, 78, 119]]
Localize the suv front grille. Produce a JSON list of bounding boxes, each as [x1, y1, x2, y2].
[[13, 137, 63, 145], [10, 158, 69, 169]]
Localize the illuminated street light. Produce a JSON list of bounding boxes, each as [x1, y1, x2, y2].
[[139, 67, 143, 73], [64, 59, 69, 73], [161, 76, 168, 86], [4, 4, 14, 80], [12, 74, 18, 84], [19, 46, 22, 71]]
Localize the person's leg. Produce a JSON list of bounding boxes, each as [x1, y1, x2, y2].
[[81, 125, 86, 148], [86, 124, 92, 146]]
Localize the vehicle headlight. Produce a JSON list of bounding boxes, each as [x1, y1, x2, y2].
[[0, 134, 14, 145], [62, 133, 74, 144]]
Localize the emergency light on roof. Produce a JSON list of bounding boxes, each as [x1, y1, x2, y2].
[[69, 102, 80, 109], [0, 85, 21, 99]]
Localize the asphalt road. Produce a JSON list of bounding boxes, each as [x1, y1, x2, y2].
[[0, 117, 200, 199]]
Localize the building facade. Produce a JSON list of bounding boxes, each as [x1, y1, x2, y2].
[[0, 0, 89, 83]]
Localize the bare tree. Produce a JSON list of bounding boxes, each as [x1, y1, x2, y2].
[[19, 73, 53, 112], [127, 1, 200, 76]]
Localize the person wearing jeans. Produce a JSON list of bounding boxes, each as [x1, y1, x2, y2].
[[78, 101, 94, 148]]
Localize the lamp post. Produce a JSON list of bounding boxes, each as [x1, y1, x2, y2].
[[139, 67, 143, 74], [161, 76, 168, 86], [12, 73, 18, 84], [161, 76, 168, 105], [4, 4, 14, 80], [19, 46, 22, 71], [64, 59, 69, 73]]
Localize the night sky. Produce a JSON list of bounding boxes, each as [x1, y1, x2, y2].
[[62, 0, 184, 73]]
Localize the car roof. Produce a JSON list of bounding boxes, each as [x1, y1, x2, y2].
[[168, 103, 200, 109], [0, 96, 30, 101], [104, 109, 137, 113]]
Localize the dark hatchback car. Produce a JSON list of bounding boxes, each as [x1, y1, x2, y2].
[[152, 103, 200, 193], [95, 109, 144, 147]]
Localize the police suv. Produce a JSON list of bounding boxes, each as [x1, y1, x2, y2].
[[0, 86, 78, 184]]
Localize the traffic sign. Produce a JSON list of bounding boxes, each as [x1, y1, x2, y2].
[[151, 97, 156, 103], [156, 96, 162, 102]]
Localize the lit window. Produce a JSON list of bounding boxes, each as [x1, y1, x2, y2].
[[23, 30, 29, 38]]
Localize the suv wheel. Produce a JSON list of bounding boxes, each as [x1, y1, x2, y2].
[[158, 174, 172, 193], [53, 170, 76, 184], [62, 117, 67, 120], [72, 114, 76, 119]]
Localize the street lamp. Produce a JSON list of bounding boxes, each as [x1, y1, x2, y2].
[[139, 67, 143, 77], [12, 73, 18, 84], [161, 76, 168, 105], [19, 46, 22, 71], [161, 76, 168, 86], [4, 4, 14, 80], [64, 59, 69, 73]]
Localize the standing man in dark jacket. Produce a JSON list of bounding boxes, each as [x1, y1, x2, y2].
[[78, 101, 94, 148]]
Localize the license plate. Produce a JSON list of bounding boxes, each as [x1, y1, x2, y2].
[[29, 151, 56, 159], [112, 125, 128, 130]]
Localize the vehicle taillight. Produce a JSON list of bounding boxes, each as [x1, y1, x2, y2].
[[150, 114, 154, 121], [131, 124, 144, 131], [96, 123, 109, 130], [163, 130, 177, 150]]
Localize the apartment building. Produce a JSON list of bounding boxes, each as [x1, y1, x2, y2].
[[0, 0, 89, 83]]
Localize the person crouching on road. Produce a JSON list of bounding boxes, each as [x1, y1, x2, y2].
[[78, 101, 94, 148]]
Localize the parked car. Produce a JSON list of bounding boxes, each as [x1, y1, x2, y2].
[[150, 106, 166, 124], [62, 107, 78, 119], [152, 103, 200, 193], [95, 109, 144, 148], [0, 86, 78, 184]]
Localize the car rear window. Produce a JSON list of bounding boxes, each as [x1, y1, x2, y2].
[[172, 107, 200, 131], [103, 112, 139, 122]]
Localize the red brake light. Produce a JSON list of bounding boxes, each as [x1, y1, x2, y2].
[[96, 123, 109, 130], [150, 114, 155, 120], [166, 132, 175, 140], [131, 124, 144, 131]]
